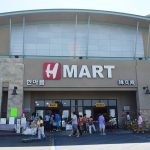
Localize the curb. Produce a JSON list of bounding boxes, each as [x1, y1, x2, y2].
[[0, 131, 27, 137], [0, 133, 23, 137]]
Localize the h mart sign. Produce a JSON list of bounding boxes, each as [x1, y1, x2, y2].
[[95, 103, 106, 107], [43, 62, 115, 80], [48, 103, 58, 108]]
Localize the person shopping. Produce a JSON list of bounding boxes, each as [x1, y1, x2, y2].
[[37, 116, 46, 139]]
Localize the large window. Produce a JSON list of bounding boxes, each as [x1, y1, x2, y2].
[[11, 23, 144, 58], [109, 100, 117, 106], [83, 100, 91, 106], [35, 100, 44, 107]]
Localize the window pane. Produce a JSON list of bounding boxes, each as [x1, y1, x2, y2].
[[109, 100, 116, 106], [71, 100, 75, 106], [78, 100, 82, 106], [71, 107, 75, 113], [53, 100, 61, 103], [100, 100, 108, 106], [45, 100, 53, 107], [11, 23, 144, 58], [35, 100, 44, 107], [83, 100, 91, 106], [62, 100, 70, 106], [77, 107, 83, 116], [92, 100, 99, 106]]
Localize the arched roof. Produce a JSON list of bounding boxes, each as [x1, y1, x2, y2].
[[0, 9, 149, 27]]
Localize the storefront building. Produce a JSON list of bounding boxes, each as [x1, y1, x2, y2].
[[0, 9, 150, 127]]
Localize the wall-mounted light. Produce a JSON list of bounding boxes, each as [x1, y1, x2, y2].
[[79, 56, 83, 59], [11, 86, 18, 95], [15, 55, 19, 58], [143, 86, 150, 94]]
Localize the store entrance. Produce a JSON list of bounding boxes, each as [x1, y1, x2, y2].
[[35, 107, 61, 131], [45, 108, 60, 116], [93, 107, 108, 121], [34, 99, 118, 129], [35, 107, 61, 118]]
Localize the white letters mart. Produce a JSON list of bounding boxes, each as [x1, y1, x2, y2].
[[63, 65, 115, 79]]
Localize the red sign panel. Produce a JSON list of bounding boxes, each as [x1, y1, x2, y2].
[[43, 62, 61, 80]]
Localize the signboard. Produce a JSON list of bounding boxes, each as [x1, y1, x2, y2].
[[9, 117, 15, 124], [96, 103, 106, 107], [17, 119, 21, 124], [118, 80, 135, 86], [44, 63, 61, 80], [124, 105, 130, 111], [43, 62, 115, 80], [26, 79, 45, 86], [10, 107, 17, 117], [0, 118, 6, 124], [48, 103, 58, 108], [16, 119, 21, 134], [21, 117, 26, 126]]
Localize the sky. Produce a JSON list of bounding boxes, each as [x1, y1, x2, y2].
[[0, 0, 150, 16]]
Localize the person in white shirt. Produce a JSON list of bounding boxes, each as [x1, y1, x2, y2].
[[126, 112, 132, 129], [137, 113, 144, 133], [69, 112, 78, 137], [126, 112, 131, 122]]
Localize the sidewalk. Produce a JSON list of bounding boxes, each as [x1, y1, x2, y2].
[[0, 128, 149, 137], [52, 129, 133, 137], [0, 130, 22, 136], [0, 130, 51, 137]]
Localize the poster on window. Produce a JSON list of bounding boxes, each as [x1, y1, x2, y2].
[[109, 109, 115, 118], [0, 118, 6, 124], [9, 117, 15, 124], [79, 112, 83, 116], [62, 110, 69, 118], [85, 110, 91, 118]]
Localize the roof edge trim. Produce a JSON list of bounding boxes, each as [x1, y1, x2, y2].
[[0, 9, 150, 21]]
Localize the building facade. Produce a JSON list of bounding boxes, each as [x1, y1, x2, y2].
[[0, 9, 150, 127]]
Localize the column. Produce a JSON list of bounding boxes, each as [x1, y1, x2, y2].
[[7, 81, 23, 117], [0, 80, 2, 117]]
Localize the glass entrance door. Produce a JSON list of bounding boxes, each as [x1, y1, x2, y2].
[[62, 109, 70, 128], [36, 109, 44, 118], [93, 107, 108, 121]]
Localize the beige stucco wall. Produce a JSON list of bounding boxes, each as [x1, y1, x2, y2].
[[0, 80, 2, 116], [1, 58, 150, 127], [0, 27, 9, 55], [141, 29, 149, 57], [0, 58, 24, 117], [22, 59, 150, 127], [136, 60, 150, 127], [23, 59, 137, 88]]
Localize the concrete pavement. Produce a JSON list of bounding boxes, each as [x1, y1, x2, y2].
[[0, 131, 150, 150]]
